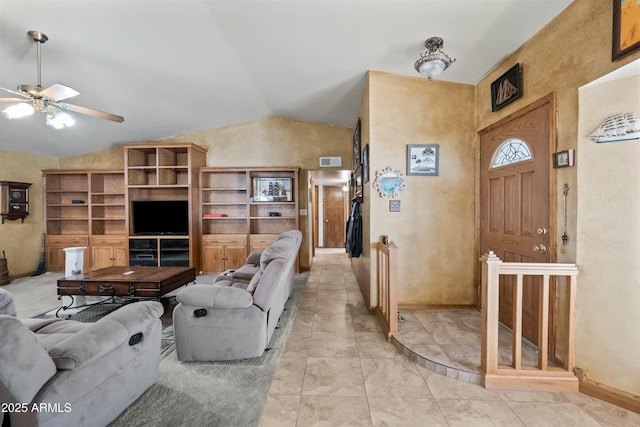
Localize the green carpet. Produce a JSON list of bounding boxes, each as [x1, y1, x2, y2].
[[108, 272, 309, 427]]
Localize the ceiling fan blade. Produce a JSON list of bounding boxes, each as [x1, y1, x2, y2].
[[39, 83, 79, 101], [0, 98, 27, 104], [0, 86, 30, 98], [61, 103, 125, 123]]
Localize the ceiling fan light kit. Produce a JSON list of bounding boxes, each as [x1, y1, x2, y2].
[[414, 36, 455, 81], [0, 30, 124, 128]]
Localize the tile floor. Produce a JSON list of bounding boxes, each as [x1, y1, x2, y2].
[[258, 249, 640, 427]]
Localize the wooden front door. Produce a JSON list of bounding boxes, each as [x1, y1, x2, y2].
[[480, 98, 553, 345], [322, 186, 345, 248]]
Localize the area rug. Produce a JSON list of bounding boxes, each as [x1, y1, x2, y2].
[[108, 272, 309, 427]]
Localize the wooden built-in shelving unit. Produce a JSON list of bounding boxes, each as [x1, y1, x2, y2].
[[199, 167, 299, 273], [43, 170, 127, 272], [124, 143, 207, 268]]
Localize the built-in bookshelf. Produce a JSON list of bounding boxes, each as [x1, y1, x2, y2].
[[42, 170, 126, 272], [124, 143, 207, 268], [199, 167, 299, 273]]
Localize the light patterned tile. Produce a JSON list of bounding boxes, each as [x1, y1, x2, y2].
[[281, 331, 311, 358], [416, 364, 500, 400], [355, 332, 403, 359], [577, 398, 640, 427], [506, 401, 600, 427], [269, 357, 306, 395], [298, 396, 371, 426], [361, 358, 432, 398], [308, 331, 358, 358], [258, 395, 299, 427], [312, 312, 354, 333], [368, 397, 448, 427], [302, 357, 365, 397], [437, 399, 525, 427]]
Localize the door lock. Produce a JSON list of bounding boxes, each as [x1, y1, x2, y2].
[[536, 227, 548, 235], [533, 244, 547, 253]]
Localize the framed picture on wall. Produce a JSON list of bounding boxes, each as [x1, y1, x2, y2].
[[612, 0, 640, 60], [362, 144, 369, 183], [490, 63, 522, 111], [407, 144, 439, 176], [553, 149, 574, 168], [353, 118, 361, 169]]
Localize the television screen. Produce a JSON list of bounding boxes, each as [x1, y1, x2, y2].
[[132, 200, 189, 235]]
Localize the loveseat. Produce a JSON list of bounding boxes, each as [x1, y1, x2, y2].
[[0, 289, 163, 427], [173, 229, 302, 361]]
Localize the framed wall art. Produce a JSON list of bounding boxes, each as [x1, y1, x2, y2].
[[553, 149, 574, 168], [352, 118, 361, 169], [362, 144, 369, 183], [407, 144, 439, 176], [372, 166, 406, 198], [490, 63, 522, 112], [613, 0, 640, 60]]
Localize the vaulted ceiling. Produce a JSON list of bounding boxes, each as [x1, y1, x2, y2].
[[0, 0, 572, 158]]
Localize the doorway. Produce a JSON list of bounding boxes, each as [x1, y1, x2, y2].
[[479, 95, 555, 346], [322, 186, 345, 248]]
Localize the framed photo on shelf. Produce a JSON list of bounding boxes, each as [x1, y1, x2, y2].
[[407, 144, 439, 176], [553, 149, 574, 168], [612, 0, 640, 60], [251, 177, 293, 202]]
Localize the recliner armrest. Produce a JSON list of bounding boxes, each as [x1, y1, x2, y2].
[[46, 301, 163, 370], [176, 284, 253, 309]]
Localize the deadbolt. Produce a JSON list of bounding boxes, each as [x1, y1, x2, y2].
[[533, 244, 547, 253], [537, 227, 548, 235]]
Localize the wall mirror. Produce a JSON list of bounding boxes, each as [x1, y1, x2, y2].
[[372, 166, 406, 198]]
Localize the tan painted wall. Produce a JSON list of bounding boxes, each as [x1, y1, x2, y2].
[[576, 73, 640, 395], [474, 0, 640, 396], [0, 150, 57, 277], [476, 0, 640, 267], [359, 71, 476, 306], [58, 147, 124, 170], [150, 117, 352, 270], [2, 118, 349, 275]]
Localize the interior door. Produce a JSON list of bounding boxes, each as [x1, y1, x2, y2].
[[480, 99, 552, 345], [322, 186, 345, 248]]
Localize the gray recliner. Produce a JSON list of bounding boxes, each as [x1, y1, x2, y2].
[[173, 229, 302, 362], [0, 288, 163, 427]]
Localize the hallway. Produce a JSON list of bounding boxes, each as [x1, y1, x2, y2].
[[259, 249, 640, 426]]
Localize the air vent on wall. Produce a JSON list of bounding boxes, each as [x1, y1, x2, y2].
[[319, 157, 341, 167]]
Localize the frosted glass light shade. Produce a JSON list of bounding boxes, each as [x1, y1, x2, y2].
[[2, 103, 35, 119], [47, 111, 75, 129], [418, 59, 446, 80]]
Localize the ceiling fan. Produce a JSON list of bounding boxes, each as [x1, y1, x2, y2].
[[0, 30, 124, 129]]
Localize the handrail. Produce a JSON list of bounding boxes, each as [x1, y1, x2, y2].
[[375, 240, 398, 341], [480, 251, 579, 391]]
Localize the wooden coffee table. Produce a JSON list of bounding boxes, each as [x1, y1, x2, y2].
[[57, 266, 196, 301]]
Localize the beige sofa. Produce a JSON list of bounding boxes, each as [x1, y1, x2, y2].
[[0, 289, 163, 427], [173, 230, 301, 361]]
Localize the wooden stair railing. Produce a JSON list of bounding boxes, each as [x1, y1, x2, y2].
[[376, 240, 398, 341], [480, 251, 579, 391]]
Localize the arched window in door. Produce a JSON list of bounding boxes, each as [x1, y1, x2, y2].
[[491, 138, 532, 168]]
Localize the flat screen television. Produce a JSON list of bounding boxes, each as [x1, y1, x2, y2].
[[132, 200, 189, 236]]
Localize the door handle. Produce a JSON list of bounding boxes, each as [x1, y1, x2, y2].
[[533, 244, 547, 253], [324, 219, 329, 223]]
